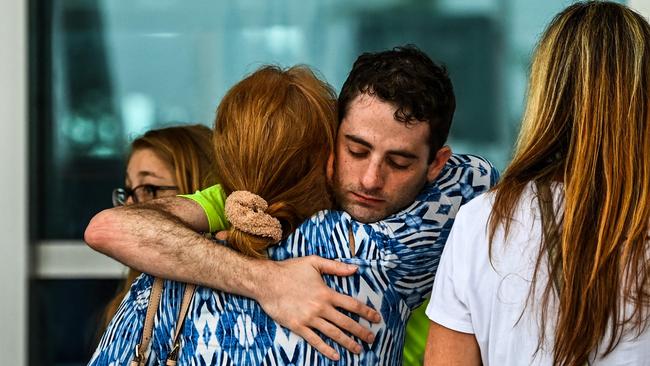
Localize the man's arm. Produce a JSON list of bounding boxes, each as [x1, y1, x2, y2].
[[84, 197, 380, 360], [423, 321, 481, 366]]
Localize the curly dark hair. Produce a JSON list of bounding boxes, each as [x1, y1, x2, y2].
[[338, 45, 455, 162]]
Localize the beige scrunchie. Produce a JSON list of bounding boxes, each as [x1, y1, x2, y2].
[[224, 191, 282, 242]]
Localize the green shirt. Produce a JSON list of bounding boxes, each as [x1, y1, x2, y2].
[[179, 184, 229, 232], [403, 301, 430, 366]]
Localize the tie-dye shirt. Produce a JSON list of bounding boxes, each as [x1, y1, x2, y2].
[[90, 154, 498, 366]]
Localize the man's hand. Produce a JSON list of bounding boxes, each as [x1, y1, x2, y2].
[[252, 256, 381, 361]]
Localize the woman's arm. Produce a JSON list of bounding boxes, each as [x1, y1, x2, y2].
[[424, 321, 481, 366]]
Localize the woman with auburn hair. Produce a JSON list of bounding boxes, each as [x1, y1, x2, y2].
[[210, 65, 335, 258], [101, 124, 217, 329], [424, 2, 650, 365], [91, 65, 339, 365]]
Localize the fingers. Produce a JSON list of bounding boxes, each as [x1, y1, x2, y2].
[[312, 256, 358, 276], [296, 326, 340, 361], [333, 292, 382, 324], [312, 318, 362, 355], [323, 307, 376, 344], [268, 255, 382, 360]]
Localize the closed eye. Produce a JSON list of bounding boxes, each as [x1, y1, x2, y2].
[[348, 147, 368, 158], [387, 159, 410, 170]]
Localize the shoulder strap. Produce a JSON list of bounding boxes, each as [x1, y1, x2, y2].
[[165, 284, 196, 365], [131, 276, 164, 366], [130, 279, 196, 366]]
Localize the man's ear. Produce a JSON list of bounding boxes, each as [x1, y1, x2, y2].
[[426, 146, 452, 182], [326, 151, 335, 183]]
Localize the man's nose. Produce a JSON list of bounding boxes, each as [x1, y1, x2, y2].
[[360, 160, 384, 191]]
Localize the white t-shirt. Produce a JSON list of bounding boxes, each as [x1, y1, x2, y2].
[[427, 183, 650, 365]]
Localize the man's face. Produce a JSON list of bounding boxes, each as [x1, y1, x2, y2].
[[331, 94, 449, 223]]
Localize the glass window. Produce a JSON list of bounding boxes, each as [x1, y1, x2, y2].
[[29, 0, 626, 364], [32, 0, 625, 240]]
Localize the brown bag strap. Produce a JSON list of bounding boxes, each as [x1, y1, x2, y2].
[[131, 276, 164, 366], [165, 283, 196, 365], [131, 279, 196, 366]]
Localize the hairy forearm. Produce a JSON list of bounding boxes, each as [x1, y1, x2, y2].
[[84, 200, 266, 299], [85, 199, 381, 359]]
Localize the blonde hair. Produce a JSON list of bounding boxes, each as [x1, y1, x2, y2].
[[214, 65, 337, 257], [130, 124, 217, 193], [489, 2, 650, 365], [103, 124, 216, 328]]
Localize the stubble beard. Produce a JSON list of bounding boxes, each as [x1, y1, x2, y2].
[[331, 170, 396, 223], [332, 169, 428, 223]]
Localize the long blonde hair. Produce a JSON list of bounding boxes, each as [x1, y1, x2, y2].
[[489, 2, 650, 365], [102, 124, 216, 328], [213, 65, 337, 257]]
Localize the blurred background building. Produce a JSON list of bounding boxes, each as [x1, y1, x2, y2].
[[0, 0, 645, 365]]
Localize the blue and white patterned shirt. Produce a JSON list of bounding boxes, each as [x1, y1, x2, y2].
[[90, 154, 498, 366]]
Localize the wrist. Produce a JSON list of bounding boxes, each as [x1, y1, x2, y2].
[[239, 257, 277, 301]]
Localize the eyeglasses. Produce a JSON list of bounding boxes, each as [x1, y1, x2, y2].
[[112, 184, 178, 207]]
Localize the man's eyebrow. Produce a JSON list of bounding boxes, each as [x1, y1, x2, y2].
[[345, 134, 372, 148], [345, 134, 419, 160], [386, 150, 418, 160]]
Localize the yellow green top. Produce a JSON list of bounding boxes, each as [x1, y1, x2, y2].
[[179, 184, 229, 232]]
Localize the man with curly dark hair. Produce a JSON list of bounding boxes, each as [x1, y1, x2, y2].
[[334, 45, 456, 224], [331, 45, 460, 365]]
